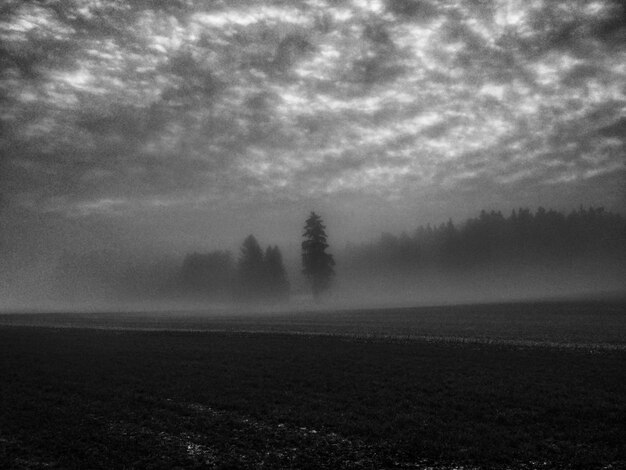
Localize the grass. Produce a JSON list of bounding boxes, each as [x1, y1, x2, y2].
[[1, 311, 625, 469]]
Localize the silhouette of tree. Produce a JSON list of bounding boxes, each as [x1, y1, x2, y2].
[[237, 235, 265, 301], [302, 212, 335, 300], [264, 245, 290, 301], [342, 206, 626, 281]]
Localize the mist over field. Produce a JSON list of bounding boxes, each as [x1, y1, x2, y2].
[[1, 207, 624, 312], [0, 0, 625, 311]]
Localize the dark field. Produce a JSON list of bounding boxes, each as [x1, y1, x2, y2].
[[1, 301, 625, 469], [1, 300, 625, 347]]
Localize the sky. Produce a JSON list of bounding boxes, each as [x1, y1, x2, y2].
[[0, 0, 625, 260]]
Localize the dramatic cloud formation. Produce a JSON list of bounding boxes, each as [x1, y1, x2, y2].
[[0, 0, 624, 251]]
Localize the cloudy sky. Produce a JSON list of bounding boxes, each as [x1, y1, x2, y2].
[[0, 0, 624, 257]]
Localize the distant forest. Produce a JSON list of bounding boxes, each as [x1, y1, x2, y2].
[[54, 207, 626, 303], [343, 206, 626, 279], [180, 235, 289, 302], [57, 235, 290, 303]]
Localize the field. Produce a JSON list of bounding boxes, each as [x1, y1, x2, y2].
[[1, 300, 625, 469]]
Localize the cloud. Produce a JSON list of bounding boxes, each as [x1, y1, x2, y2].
[[597, 117, 626, 139], [386, 0, 439, 22], [0, 0, 623, 228]]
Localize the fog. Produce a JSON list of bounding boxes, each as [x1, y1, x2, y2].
[[1, 207, 624, 313], [1, 255, 624, 315], [1, 1, 625, 313]]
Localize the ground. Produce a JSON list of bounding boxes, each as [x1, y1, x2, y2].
[[0, 300, 624, 469]]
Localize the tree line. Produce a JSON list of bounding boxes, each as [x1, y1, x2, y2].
[[180, 236, 290, 302], [343, 206, 626, 277], [52, 207, 624, 302], [180, 212, 334, 302]]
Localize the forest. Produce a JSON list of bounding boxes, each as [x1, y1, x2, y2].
[[180, 236, 289, 302], [52, 207, 626, 304], [344, 206, 626, 275]]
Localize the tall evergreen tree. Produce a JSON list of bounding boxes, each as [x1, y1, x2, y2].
[[302, 212, 335, 300]]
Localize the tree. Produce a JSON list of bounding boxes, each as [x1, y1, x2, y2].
[[302, 211, 335, 300], [264, 245, 290, 301], [237, 235, 265, 300]]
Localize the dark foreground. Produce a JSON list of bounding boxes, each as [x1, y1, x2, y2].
[[2, 300, 626, 347], [1, 325, 624, 469]]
